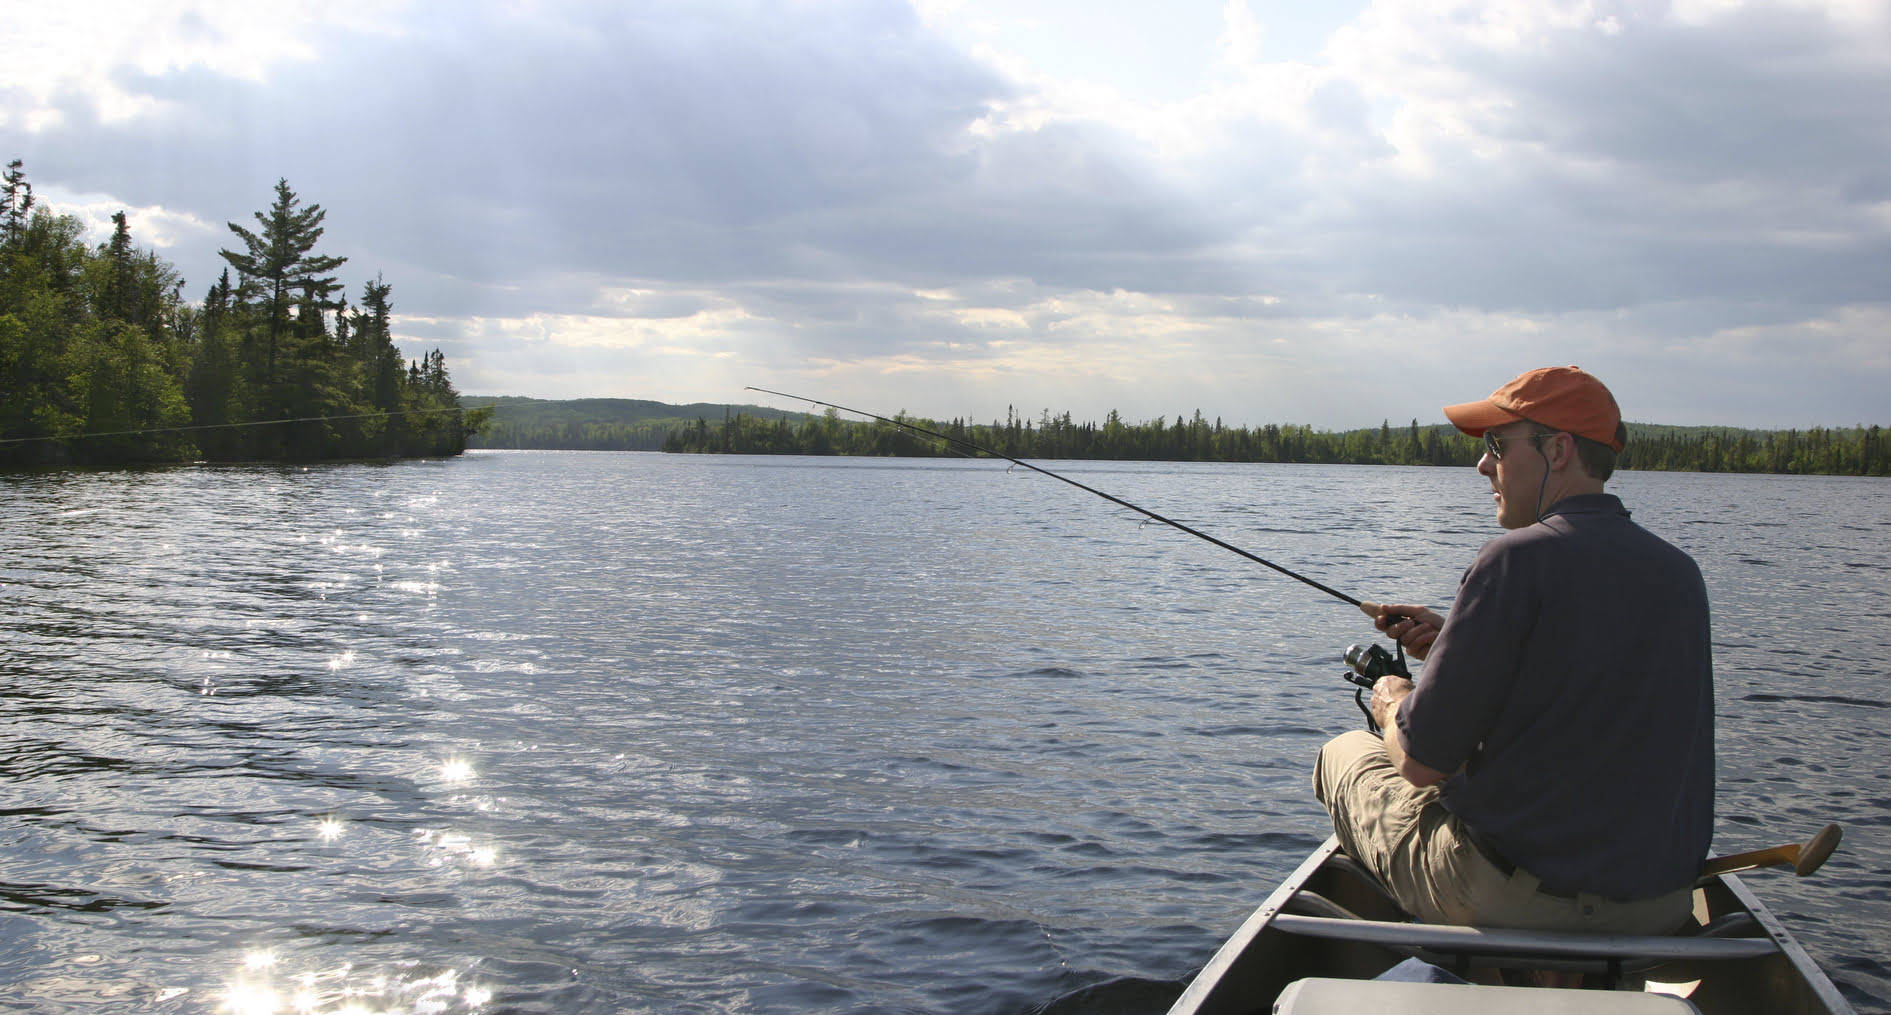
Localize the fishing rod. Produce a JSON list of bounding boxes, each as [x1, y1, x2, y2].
[[746, 386, 1375, 612]]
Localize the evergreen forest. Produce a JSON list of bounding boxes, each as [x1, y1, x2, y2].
[[660, 406, 1891, 477], [0, 162, 486, 467]]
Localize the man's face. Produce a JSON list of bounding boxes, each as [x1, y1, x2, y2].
[[1478, 420, 1551, 529]]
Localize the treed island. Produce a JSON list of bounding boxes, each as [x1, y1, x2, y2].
[[4, 159, 1884, 476], [0, 162, 486, 467]]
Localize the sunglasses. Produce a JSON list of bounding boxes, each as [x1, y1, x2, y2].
[[1483, 431, 1561, 461]]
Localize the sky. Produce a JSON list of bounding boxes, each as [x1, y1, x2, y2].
[[3, 0, 1887, 431]]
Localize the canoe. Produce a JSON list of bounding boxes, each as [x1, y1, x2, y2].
[[1166, 835, 1854, 1014]]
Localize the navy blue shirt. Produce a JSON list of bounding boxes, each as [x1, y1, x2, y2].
[[1396, 493, 1715, 900]]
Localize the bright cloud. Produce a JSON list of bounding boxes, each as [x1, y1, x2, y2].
[[2, 0, 1885, 430]]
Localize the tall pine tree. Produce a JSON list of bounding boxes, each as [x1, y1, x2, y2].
[[219, 179, 346, 385], [219, 180, 359, 456], [1, 159, 33, 244]]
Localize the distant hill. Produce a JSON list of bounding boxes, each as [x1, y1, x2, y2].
[[461, 396, 805, 451]]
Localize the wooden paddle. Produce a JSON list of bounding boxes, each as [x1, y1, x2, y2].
[[1701, 824, 1842, 879]]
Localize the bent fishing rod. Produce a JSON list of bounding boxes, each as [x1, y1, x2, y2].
[[746, 386, 1385, 616]]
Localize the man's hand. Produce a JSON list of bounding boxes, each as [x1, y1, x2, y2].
[[1369, 674, 1415, 732], [1369, 673, 1449, 788], [1375, 604, 1444, 660]]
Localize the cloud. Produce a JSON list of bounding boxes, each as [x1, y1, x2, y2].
[[1305, 0, 1891, 313], [31, 185, 221, 252], [2, 0, 1886, 429]]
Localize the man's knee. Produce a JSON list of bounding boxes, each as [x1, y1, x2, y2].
[[1315, 728, 1389, 805]]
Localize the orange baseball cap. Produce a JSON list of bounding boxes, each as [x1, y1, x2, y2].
[[1443, 366, 1625, 451]]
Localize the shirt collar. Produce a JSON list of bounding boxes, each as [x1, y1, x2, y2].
[[1538, 492, 1627, 522]]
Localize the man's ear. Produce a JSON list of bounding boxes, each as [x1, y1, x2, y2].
[[1547, 431, 1575, 471]]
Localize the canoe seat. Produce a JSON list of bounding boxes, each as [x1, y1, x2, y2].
[[1294, 850, 1779, 977], [1271, 911, 1779, 964], [1273, 976, 1704, 1013]]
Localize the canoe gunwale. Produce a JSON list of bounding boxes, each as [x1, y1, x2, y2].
[[1165, 835, 1857, 1015], [1714, 867, 1854, 1014], [1166, 838, 1341, 1014]]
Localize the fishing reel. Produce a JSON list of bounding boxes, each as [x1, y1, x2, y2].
[[1340, 641, 1412, 735]]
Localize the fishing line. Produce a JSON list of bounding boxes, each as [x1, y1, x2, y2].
[[745, 386, 1364, 609], [0, 398, 558, 448]]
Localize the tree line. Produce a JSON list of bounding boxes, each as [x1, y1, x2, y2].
[[663, 406, 1891, 476], [1621, 426, 1889, 476], [0, 161, 486, 467], [665, 408, 1487, 465]]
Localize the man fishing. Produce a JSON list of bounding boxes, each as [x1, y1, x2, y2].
[[1313, 365, 1714, 936]]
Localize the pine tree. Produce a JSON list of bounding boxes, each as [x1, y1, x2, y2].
[[1, 159, 33, 244], [0, 214, 84, 462], [350, 274, 403, 414], [219, 179, 347, 384], [95, 211, 142, 327], [184, 269, 248, 458]]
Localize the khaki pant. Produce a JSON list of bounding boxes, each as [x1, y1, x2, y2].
[[1313, 730, 1692, 934]]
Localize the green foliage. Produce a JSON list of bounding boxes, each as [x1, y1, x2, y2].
[[0, 191, 192, 466], [2, 159, 34, 243], [659, 408, 1486, 464], [1618, 424, 1890, 476], [220, 178, 348, 385], [663, 411, 1891, 476], [73, 318, 195, 462], [467, 398, 1891, 478], [0, 163, 479, 467]]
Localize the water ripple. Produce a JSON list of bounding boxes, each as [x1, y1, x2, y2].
[[1, 456, 1886, 1011]]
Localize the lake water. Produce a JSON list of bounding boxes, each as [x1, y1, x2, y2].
[[2, 452, 1887, 1013]]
